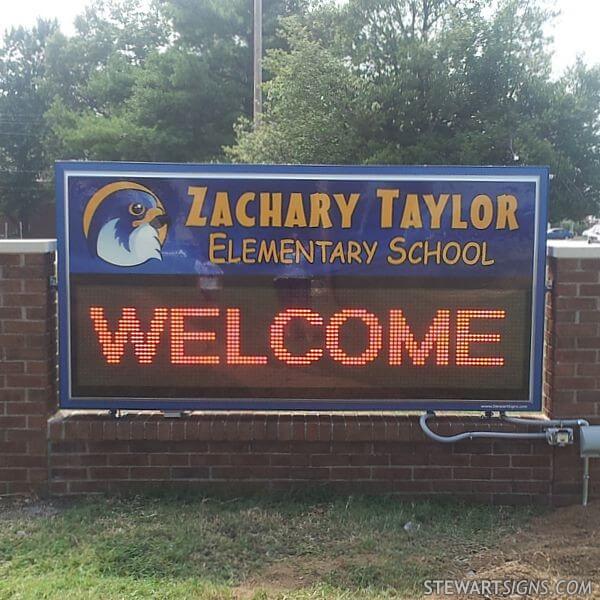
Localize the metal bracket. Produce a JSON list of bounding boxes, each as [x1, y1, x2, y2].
[[163, 411, 187, 419]]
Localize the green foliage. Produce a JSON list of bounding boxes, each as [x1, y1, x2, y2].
[[0, 20, 57, 223], [46, 45, 245, 162], [230, 0, 600, 220], [45, 0, 311, 164], [0, 0, 599, 222], [226, 23, 366, 164]]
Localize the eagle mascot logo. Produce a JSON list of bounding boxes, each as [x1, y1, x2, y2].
[[83, 182, 169, 267]]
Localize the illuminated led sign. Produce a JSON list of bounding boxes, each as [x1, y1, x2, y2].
[[56, 163, 548, 411]]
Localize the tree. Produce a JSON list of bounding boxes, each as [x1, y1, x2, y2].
[[229, 0, 600, 220], [45, 0, 311, 163], [0, 20, 58, 227], [546, 62, 600, 220], [44, 0, 181, 161], [226, 22, 366, 164]]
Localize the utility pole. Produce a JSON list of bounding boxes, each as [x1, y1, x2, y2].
[[253, 0, 263, 126]]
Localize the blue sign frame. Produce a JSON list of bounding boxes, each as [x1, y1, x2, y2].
[[56, 162, 548, 412]]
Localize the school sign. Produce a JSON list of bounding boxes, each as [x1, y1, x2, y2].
[[56, 163, 548, 412]]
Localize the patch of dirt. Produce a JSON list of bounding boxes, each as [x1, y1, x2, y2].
[[432, 502, 600, 599], [233, 553, 379, 599], [234, 504, 600, 599]]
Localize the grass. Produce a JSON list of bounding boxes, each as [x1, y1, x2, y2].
[[0, 493, 533, 599]]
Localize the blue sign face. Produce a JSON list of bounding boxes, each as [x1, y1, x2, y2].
[[56, 162, 548, 412]]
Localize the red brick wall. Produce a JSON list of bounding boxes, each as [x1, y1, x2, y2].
[[547, 256, 600, 421], [0, 252, 55, 495], [47, 414, 557, 503], [1, 248, 599, 504], [544, 256, 600, 504]]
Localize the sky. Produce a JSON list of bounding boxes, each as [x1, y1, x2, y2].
[[1, 0, 599, 76]]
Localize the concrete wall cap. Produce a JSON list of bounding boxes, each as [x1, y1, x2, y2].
[[547, 240, 600, 259], [0, 239, 56, 254]]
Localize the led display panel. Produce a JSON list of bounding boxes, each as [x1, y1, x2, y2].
[[56, 163, 548, 411]]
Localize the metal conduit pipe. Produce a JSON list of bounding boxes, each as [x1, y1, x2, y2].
[[583, 457, 590, 507], [501, 414, 589, 428], [419, 412, 547, 443], [420, 412, 591, 507]]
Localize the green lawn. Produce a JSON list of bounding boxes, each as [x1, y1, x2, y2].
[[0, 494, 532, 599]]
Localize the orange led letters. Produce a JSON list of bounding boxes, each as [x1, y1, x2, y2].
[[89, 306, 507, 367], [170, 308, 220, 364], [389, 309, 450, 365], [456, 309, 506, 366], [269, 309, 324, 365], [325, 309, 383, 365], [89, 306, 168, 364]]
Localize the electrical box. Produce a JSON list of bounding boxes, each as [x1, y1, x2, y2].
[[580, 426, 600, 457], [546, 427, 574, 447]]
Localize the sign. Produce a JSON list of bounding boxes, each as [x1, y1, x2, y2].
[[56, 162, 548, 411]]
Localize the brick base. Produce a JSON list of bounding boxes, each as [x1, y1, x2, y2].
[[46, 413, 595, 505]]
